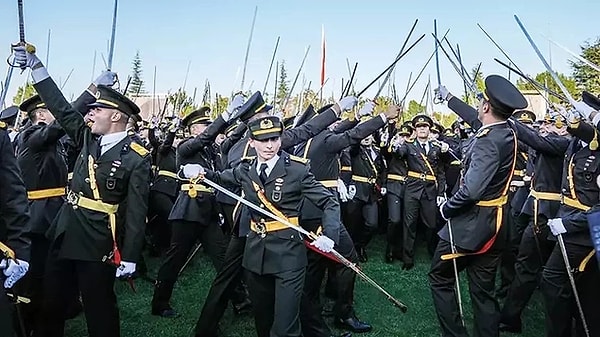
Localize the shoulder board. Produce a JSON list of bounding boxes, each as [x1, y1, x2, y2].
[[475, 129, 490, 138], [0, 121, 6, 129], [289, 155, 309, 164], [130, 142, 149, 157], [241, 156, 256, 162]]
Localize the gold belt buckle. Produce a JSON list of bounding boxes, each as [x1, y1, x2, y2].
[[67, 191, 80, 209], [255, 222, 267, 238]]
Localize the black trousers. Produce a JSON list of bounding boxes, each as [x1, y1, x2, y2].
[[194, 235, 247, 337], [498, 210, 529, 298], [346, 199, 378, 249], [403, 192, 437, 264], [501, 218, 554, 325], [386, 192, 403, 250], [0, 286, 14, 337], [152, 220, 228, 311], [147, 191, 175, 251], [429, 239, 502, 337], [301, 225, 358, 337], [247, 267, 305, 337], [541, 241, 600, 337], [39, 253, 119, 337]]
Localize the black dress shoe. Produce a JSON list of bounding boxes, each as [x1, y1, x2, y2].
[[335, 316, 372, 333], [401, 262, 414, 271], [232, 298, 252, 315], [151, 307, 178, 318]]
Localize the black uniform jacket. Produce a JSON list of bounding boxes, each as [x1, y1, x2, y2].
[[34, 78, 151, 263], [206, 152, 341, 275], [150, 130, 179, 198], [0, 125, 31, 261], [15, 121, 68, 234], [511, 120, 569, 218], [557, 122, 600, 246], [169, 116, 227, 222], [296, 115, 386, 220], [440, 121, 516, 251], [394, 140, 447, 200], [349, 144, 384, 203]]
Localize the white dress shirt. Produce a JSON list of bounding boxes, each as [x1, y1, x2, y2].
[[99, 131, 128, 156], [255, 154, 280, 177]]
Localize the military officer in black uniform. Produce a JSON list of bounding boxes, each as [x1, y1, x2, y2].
[[0, 116, 31, 337], [146, 118, 180, 255], [15, 43, 152, 337], [430, 75, 527, 337], [392, 114, 449, 270], [193, 93, 357, 336], [295, 101, 398, 335], [14, 95, 68, 334], [152, 106, 232, 317], [498, 112, 569, 332], [346, 117, 385, 262], [186, 115, 341, 337], [539, 100, 600, 337], [383, 122, 412, 263]]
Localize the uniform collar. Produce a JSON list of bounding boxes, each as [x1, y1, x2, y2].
[[256, 154, 280, 176]]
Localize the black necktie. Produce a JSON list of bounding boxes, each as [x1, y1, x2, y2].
[[421, 142, 427, 153], [96, 137, 102, 158], [259, 163, 268, 184]]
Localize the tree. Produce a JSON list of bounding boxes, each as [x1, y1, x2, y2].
[[571, 38, 600, 94], [168, 89, 196, 118], [128, 51, 145, 96], [211, 94, 229, 116], [276, 61, 289, 107], [12, 82, 36, 105], [406, 100, 425, 118], [516, 71, 578, 103]]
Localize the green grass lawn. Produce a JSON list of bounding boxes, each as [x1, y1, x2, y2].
[[65, 235, 545, 336]]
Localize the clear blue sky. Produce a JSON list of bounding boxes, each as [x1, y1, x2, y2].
[[0, 0, 597, 111]]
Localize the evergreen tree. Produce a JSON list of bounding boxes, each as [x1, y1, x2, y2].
[[571, 38, 600, 94], [128, 51, 145, 96]]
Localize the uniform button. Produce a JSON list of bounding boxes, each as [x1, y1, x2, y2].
[[84, 178, 90, 183], [93, 164, 98, 169]]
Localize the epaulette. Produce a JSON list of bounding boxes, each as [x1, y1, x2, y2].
[[289, 155, 309, 164], [475, 129, 490, 138], [0, 121, 6, 129], [241, 156, 256, 163], [130, 142, 149, 157]]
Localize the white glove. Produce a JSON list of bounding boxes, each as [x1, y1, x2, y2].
[[223, 94, 245, 122], [337, 179, 349, 202], [548, 218, 567, 236], [380, 130, 389, 145], [12, 44, 41, 69], [182, 164, 205, 179], [436, 196, 446, 207], [93, 71, 118, 87], [1, 259, 29, 288], [336, 96, 359, 112], [438, 141, 449, 153], [357, 101, 375, 119], [310, 235, 335, 253], [380, 187, 387, 196], [573, 101, 595, 120], [348, 185, 357, 199], [435, 85, 451, 102], [115, 261, 136, 278]]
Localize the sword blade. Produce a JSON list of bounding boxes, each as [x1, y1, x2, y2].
[[434, 19, 441, 87], [545, 35, 600, 73], [17, 0, 25, 43], [557, 235, 590, 337], [241, 5, 258, 91], [0, 60, 16, 109], [107, 0, 119, 70], [514, 15, 576, 106]]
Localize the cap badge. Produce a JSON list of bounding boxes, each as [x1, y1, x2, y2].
[[260, 119, 274, 129]]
